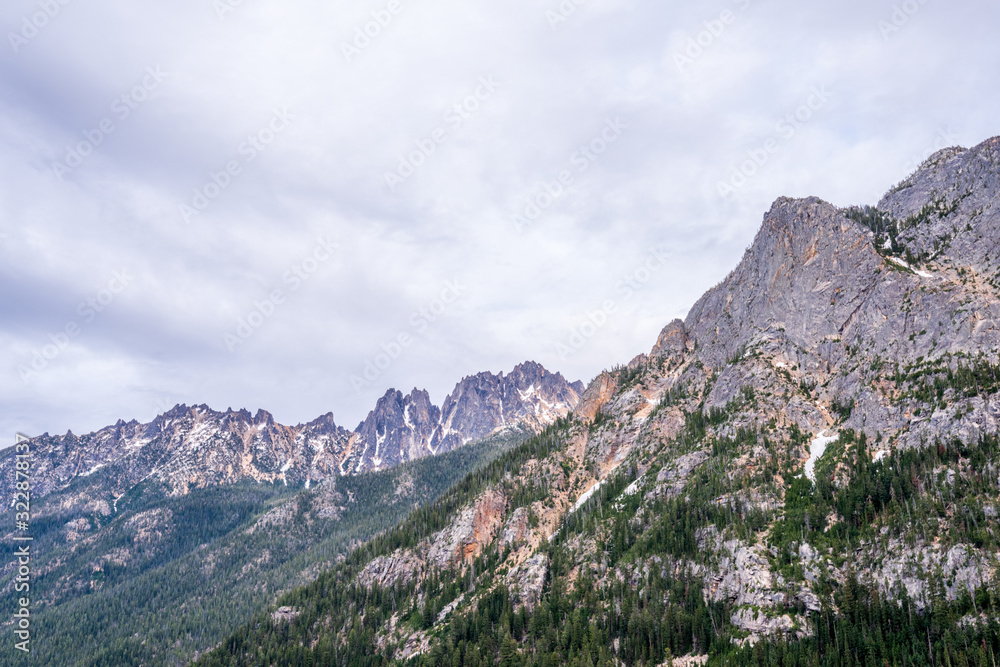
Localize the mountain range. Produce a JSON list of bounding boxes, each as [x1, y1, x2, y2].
[[5, 136, 1000, 667], [0, 361, 582, 502]]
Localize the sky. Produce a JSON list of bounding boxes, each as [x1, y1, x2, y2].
[[1, 0, 998, 443]]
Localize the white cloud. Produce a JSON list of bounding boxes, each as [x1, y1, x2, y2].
[[1, 0, 998, 441]]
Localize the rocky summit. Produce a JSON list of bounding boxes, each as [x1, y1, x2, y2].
[[348, 361, 585, 473]]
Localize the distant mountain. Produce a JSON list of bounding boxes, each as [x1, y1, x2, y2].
[[0, 361, 581, 506], [348, 361, 585, 472]]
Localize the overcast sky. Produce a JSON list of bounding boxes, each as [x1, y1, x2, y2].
[[1, 0, 998, 442]]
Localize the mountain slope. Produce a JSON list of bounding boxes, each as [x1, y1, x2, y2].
[[0, 362, 580, 666], [193, 136, 1000, 667], [0, 427, 533, 667]]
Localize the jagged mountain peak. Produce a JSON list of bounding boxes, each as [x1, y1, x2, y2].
[[348, 361, 583, 472], [253, 408, 275, 426]]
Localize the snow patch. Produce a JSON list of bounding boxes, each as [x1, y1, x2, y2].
[[373, 428, 386, 468], [888, 256, 933, 278], [571, 478, 607, 514], [805, 430, 838, 482], [80, 463, 106, 477], [619, 478, 641, 498]]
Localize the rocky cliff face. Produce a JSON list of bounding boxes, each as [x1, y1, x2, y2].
[[685, 196, 885, 367], [0, 362, 582, 504]]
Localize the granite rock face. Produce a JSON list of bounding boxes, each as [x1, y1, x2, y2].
[[684, 196, 885, 368], [505, 553, 548, 611], [676, 138, 1000, 449], [650, 319, 691, 358]]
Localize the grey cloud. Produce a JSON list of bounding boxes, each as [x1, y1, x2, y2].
[[2, 0, 999, 443]]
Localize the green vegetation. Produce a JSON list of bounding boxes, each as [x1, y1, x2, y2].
[[842, 205, 902, 255], [191, 379, 1000, 667], [726, 575, 1000, 667], [891, 353, 1000, 404], [0, 429, 529, 667], [19, 342, 1000, 667]]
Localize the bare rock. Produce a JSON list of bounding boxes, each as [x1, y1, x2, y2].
[[271, 606, 300, 623], [358, 549, 424, 589], [501, 507, 530, 548], [651, 319, 690, 358], [428, 489, 507, 567], [576, 372, 620, 422], [506, 553, 548, 611]]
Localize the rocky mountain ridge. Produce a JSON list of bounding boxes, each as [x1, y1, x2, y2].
[[0, 361, 582, 505]]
